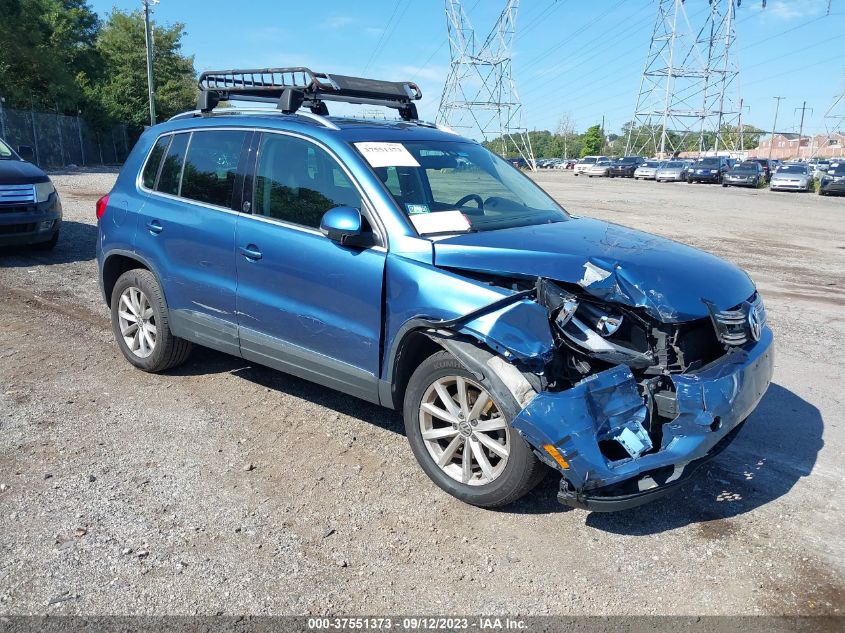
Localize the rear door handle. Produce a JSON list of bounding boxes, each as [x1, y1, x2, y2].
[[146, 220, 163, 235], [239, 244, 262, 260]]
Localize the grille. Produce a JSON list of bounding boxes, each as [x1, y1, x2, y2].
[[0, 223, 36, 235], [710, 294, 766, 346], [0, 184, 36, 205]]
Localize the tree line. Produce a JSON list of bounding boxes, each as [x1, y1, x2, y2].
[[0, 0, 196, 137], [483, 116, 766, 159]]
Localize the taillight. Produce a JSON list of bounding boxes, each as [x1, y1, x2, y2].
[[96, 194, 110, 221]]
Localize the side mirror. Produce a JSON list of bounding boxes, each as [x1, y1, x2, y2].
[[18, 145, 35, 162], [320, 207, 372, 247]]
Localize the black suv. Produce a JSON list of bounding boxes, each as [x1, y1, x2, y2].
[[608, 156, 645, 178], [0, 137, 62, 249], [688, 156, 731, 184]]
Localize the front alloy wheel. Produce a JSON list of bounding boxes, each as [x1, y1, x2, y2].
[[118, 286, 157, 358], [419, 376, 510, 486], [403, 351, 545, 507]]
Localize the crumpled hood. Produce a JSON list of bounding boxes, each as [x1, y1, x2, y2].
[[433, 218, 755, 322], [0, 159, 49, 185]]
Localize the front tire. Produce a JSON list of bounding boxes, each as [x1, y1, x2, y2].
[[403, 351, 545, 508], [110, 269, 192, 372]]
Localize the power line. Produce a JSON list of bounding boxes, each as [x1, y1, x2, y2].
[[361, 0, 412, 75]]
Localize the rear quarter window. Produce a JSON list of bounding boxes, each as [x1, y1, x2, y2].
[[142, 135, 170, 189], [156, 133, 190, 196]]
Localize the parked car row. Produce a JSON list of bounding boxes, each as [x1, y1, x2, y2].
[[571, 152, 844, 195]]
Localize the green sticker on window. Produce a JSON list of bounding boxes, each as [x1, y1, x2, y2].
[[406, 204, 430, 215]]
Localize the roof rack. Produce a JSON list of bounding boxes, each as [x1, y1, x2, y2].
[[196, 67, 422, 121]]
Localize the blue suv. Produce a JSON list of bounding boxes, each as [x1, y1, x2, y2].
[[97, 68, 773, 511]]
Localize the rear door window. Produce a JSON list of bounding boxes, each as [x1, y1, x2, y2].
[[180, 130, 250, 208]]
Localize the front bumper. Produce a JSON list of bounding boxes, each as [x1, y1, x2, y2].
[[0, 195, 62, 247], [820, 180, 845, 194], [689, 172, 721, 182], [770, 180, 809, 191], [724, 177, 757, 187], [656, 172, 685, 181], [512, 326, 774, 512]]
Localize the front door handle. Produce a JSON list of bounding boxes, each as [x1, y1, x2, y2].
[[239, 244, 262, 260], [146, 220, 163, 235]]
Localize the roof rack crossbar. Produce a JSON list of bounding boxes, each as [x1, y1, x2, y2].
[[196, 66, 422, 121]]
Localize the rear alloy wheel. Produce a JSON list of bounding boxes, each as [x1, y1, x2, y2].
[[118, 286, 157, 359], [403, 351, 545, 507], [111, 269, 192, 372]]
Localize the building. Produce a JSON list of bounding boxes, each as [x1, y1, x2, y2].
[[752, 132, 845, 160]]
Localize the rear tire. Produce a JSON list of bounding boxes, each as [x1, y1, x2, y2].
[[110, 269, 192, 372], [403, 351, 545, 508]]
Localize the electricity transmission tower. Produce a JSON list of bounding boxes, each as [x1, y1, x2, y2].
[[625, 0, 756, 158], [437, 0, 535, 169], [824, 71, 845, 136]]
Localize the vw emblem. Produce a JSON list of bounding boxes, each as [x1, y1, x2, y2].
[[747, 306, 763, 342]]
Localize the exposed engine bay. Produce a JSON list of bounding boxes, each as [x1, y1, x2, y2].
[[417, 271, 773, 510]]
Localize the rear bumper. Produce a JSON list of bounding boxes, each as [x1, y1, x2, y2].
[[0, 197, 62, 246], [513, 326, 774, 512]]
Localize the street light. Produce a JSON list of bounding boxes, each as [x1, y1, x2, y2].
[[142, 0, 159, 126]]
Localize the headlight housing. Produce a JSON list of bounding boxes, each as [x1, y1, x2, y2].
[[35, 180, 56, 203]]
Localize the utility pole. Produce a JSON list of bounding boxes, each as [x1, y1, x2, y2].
[[795, 101, 812, 160], [768, 96, 784, 161], [142, 0, 158, 126]]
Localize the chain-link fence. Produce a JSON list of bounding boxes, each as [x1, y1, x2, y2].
[[0, 104, 130, 168]]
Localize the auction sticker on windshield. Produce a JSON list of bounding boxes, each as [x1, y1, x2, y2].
[[409, 210, 471, 235], [355, 142, 419, 168]]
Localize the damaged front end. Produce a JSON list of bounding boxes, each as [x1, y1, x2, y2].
[[425, 275, 774, 512]]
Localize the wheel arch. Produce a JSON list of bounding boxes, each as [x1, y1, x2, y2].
[[101, 250, 160, 308]]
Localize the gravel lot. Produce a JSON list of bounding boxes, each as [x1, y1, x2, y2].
[[0, 168, 842, 616]]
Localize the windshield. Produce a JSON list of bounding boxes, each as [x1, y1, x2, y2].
[[698, 158, 720, 166], [641, 161, 661, 168], [616, 157, 638, 163], [579, 157, 597, 164], [663, 161, 684, 168], [733, 162, 759, 171], [776, 164, 808, 174], [0, 139, 15, 160], [828, 164, 845, 175], [359, 140, 568, 235]]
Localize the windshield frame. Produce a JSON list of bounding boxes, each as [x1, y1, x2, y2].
[[355, 138, 570, 237]]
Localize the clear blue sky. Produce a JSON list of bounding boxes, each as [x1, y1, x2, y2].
[[89, 0, 845, 138]]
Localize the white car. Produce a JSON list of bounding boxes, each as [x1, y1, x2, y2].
[[574, 155, 609, 176], [586, 160, 613, 177], [634, 160, 663, 180]]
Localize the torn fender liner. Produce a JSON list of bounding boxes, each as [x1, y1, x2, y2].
[[512, 326, 774, 494]]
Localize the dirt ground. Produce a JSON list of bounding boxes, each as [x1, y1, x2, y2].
[[0, 168, 842, 616]]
